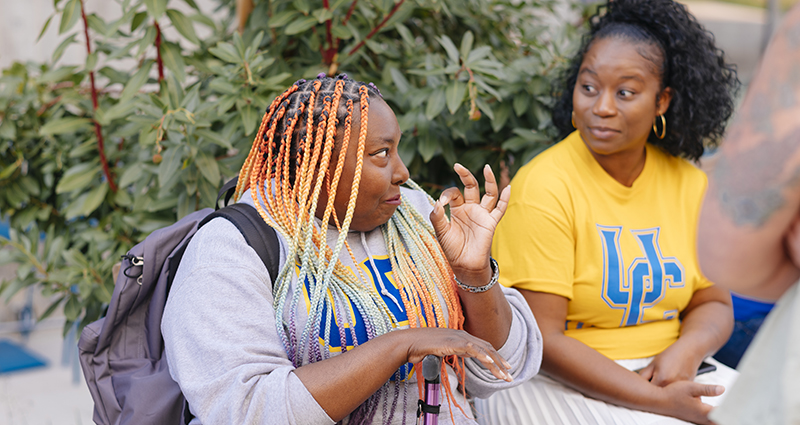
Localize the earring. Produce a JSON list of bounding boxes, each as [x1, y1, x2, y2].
[[571, 112, 576, 129], [653, 114, 666, 139]]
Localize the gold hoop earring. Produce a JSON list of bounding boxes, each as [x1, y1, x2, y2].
[[571, 113, 576, 129], [653, 114, 666, 139]]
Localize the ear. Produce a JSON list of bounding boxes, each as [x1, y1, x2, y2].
[[656, 87, 673, 116]]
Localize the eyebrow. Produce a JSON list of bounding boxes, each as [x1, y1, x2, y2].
[[619, 75, 644, 83]]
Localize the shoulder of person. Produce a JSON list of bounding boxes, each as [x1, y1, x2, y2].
[[650, 145, 708, 186], [401, 185, 435, 216]]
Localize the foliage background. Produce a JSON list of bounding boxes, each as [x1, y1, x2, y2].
[[0, 0, 587, 332]]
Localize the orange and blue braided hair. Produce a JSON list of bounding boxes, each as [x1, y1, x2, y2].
[[235, 74, 467, 423]]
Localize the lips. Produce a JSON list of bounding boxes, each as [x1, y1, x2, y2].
[[588, 126, 620, 140], [385, 194, 401, 205]]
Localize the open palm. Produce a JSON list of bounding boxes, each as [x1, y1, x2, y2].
[[430, 164, 511, 283]]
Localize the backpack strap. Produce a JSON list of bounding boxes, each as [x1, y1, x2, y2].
[[215, 177, 239, 210], [198, 203, 280, 283]]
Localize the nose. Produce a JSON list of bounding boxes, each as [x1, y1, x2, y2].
[[392, 154, 410, 185], [592, 89, 617, 118]]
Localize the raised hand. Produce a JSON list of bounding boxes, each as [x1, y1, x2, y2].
[[430, 163, 511, 286]]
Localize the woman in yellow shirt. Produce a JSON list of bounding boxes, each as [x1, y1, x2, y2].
[[475, 0, 740, 424]]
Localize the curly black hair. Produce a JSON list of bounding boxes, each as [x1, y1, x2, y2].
[[551, 0, 740, 161]]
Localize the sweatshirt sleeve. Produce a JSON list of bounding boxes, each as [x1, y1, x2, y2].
[[161, 218, 334, 425], [463, 285, 542, 399]]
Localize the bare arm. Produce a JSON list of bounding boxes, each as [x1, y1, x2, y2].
[[639, 286, 733, 386], [294, 327, 511, 421], [431, 164, 514, 349], [522, 290, 724, 425], [698, 5, 800, 299]]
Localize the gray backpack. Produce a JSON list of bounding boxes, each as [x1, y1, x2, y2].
[[77, 183, 279, 425]]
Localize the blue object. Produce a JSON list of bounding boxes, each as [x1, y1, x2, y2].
[[0, 216, 9, 239], [713, 293, 776, 369], [730, 292, 774, 321], [0, 339, 47, 374]]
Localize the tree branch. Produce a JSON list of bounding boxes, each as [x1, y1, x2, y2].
[[342, 0, 358, 26], [321, 0, 337, 65], [348, 0, 405, 56], [155, 20, 164, 83], [79, 0, 117, 192]]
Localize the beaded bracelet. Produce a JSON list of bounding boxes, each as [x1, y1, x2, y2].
[[454, 257, 499, 293]]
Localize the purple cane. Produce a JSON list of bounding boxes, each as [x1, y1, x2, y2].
[[418, 355, 442, 425]]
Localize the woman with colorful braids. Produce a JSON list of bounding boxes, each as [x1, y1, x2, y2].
[[475, 0, 740, 424], [161, 74, 542, 424]]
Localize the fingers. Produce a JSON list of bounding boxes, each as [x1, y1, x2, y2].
[[454, 163, 481, 204], [689, 383, 725, 398], [638, 364, 655, 381], [463, 340, 513, 382], [480, 165, 500, 210], [430, 193, 454, 240], [406, 329, 513, 382], [490, 185, 511, 222]]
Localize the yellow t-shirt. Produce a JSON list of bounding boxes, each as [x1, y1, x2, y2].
[[493, 131, 712, 360]]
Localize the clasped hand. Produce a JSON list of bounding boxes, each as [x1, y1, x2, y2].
[[429, 163, 511, 286]]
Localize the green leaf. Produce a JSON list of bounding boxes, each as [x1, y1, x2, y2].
[[64, 296, 80, 321], [438, 35, 459, 64], [87, 14, 107, 36], [475, 97, 494, 121], [166, 9, 199, 45], [158, 146, 183, 188], [460, 31, 474, 60], [209, 42, 240, 63], [195, 153, 220, 185], [425, 89, 446, 120], [99, 102, 135, 125], [466, 46, 492, 66], [39, 296, 66, 321], [161, 42, 186, 82], [418, 134, 438, 162], [0, 119, 17, 141], [293, 0, 310, 15], [80, 182, 108, 216], [40, 65, 78, 82], [513, 94, 530, 116], [118, 165, 143, 188], [120, 61, 152, 102], [55, 163, 99, 194], [0, 157, 18, 178], [131, 11, 148, 32], [209, 78, 238, 94], [390, 68, 410, 94], [115, 189, 133, 207], [144, 0, 167, 19], [52, 33, 77, 63], [59, 0, 81, 34], [85, 52, 98, 71], [239, 102, 256, 135], [195, 129, 233, 149], [182, 0, 199, 10], [39, 117, 93, 136], [38, 15, 54, 41], [445, 81, 466, 115], [268, 10, 298, 28], [312, 8, 333, 24], [190, 13, 215, 29], [285, 16, 317, 35]]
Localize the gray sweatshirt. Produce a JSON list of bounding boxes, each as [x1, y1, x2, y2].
[[162, 187, 542, 424]]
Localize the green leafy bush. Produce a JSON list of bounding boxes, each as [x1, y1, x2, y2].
[[0, 0, 586, 331]]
